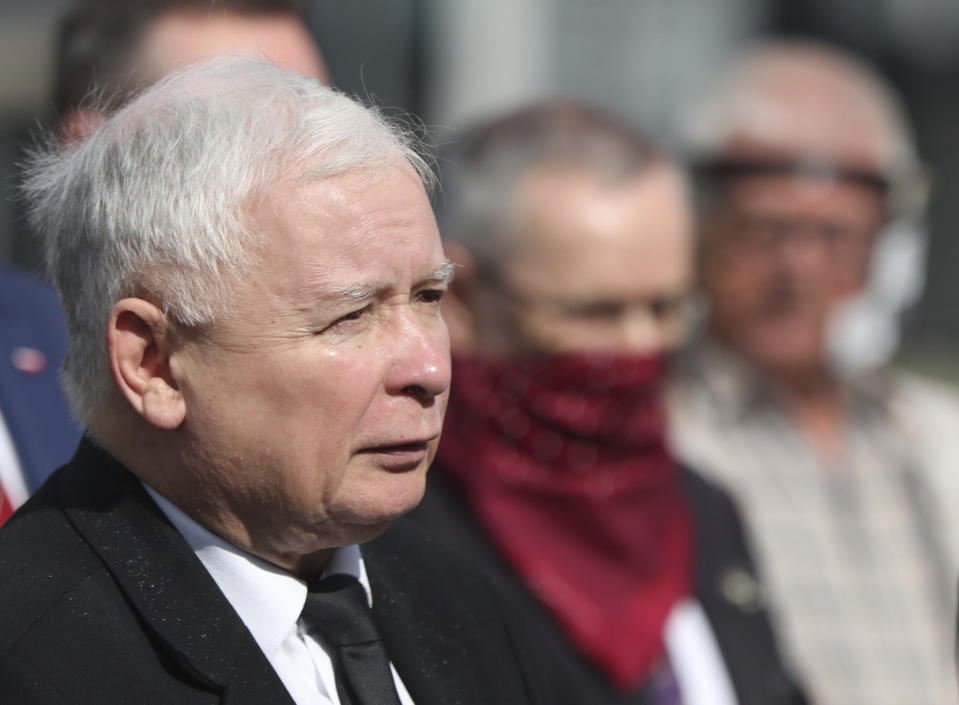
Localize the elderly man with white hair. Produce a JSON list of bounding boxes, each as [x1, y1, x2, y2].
[[0, 57, 544, 705], [668, 40, 959, 705]]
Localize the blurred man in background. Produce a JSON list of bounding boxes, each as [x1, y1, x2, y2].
[[411, 101, 807, 705], [55, 0, 328, 142], [0, 267, 79, 525], [668, 40, 959, 705]]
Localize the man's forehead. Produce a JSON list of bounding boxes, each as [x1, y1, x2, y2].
[[281, 162, 427, 208], [516, 166, 687, 250], [253, 163, 432, 236], [248, 161, 441, 287]]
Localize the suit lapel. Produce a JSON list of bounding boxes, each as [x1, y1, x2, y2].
[[365, 527, 482, 705], [60, 441, 295, 705]]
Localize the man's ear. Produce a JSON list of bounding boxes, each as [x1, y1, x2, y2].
[[106, 298, 186, 431], [442, 241, 479, 354]]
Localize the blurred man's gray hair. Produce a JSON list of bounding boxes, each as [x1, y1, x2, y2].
[[683, 40, 920, 185], [437, 100, 667, 277], [23, 56, 432, 426]]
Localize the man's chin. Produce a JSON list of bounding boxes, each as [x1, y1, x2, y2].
[[739, 334, 828, 382], [339, 493, 425, 537], [755, 354, 832, 386], [344, 517, 399, 544]]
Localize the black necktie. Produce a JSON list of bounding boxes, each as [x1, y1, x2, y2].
[[302, 573, 403, 705]]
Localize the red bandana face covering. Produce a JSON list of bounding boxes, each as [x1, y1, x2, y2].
[[436, 353, 694, 692]]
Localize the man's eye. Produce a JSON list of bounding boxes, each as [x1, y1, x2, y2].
[[417, 289, 446, 305], [326, 305, 371, 331], [565, 301, 624, 320], [649, 297, 683, 320]]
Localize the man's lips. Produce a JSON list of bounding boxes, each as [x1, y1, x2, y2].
[[356, 433, 440, 458], [358, 440, 430, 455], [356, 438, 436, 472]]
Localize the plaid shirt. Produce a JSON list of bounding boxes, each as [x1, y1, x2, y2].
[[668, 343, 959, 705]]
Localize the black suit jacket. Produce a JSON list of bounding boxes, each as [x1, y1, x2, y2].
[[409, 465, 807, 705], [0, 441, 544, 705]]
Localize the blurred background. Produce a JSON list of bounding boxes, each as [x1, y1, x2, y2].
[[2, 0, 958, 376]]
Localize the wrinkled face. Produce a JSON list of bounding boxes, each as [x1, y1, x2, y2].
[[701, 173, 885, 376], [174, 164, 451, 561], [138, 9, 329, 82], [483, 164, 694, 355]]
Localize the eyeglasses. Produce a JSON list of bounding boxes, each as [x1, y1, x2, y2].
[[498, 285, 702, 338], [722, 212, 880, 258]]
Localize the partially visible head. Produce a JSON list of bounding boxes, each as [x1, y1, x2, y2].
[[685, 40, 923, 379], [56, 0, 328, 139], [24, 58, 447, 566], [440, 101, 694, 357]]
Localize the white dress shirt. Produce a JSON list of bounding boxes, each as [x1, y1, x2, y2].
[[664, 599, 738, 705], [0, 405, 28, 508], [146, 486, 416, 705]]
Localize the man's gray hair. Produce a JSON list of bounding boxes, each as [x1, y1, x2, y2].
[[23, 56, 432, 425], [437, 100, 666, 277], [683, 39, 920, 181]]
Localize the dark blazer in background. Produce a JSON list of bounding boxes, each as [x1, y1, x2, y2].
[[0, 267, 80, 491], [0, 441, 545, 705], [409, 465, 808, 705]]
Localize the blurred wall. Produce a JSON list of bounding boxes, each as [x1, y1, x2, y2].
[[0, 0, 68, 272]]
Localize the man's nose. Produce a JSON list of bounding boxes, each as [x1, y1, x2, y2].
[[776, 222, 837, 270], [385, 310, 451, 405], [615, 306, 666, 355]]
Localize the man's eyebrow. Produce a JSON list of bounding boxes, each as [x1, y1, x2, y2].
[[314, 259, 455, 303], [420, 259, 456, 286], [324, 283, 378, 302]]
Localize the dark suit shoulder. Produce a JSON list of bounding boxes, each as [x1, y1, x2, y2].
[[365, 517, 548, 705], [0, 648, 71, 704], [0, 470, 105, 647], [680, 463, 765, 584], [366, 514, 496, 592], [0, 446, 287, 704], [365, 516, 530, 643], [679, 465, 807, 705], [680, 463, 741, 524]]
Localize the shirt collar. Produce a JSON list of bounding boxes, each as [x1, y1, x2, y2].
[[687, 338, 896, 422], [685, 339, 768, 420], [143, 484, 372, 661]]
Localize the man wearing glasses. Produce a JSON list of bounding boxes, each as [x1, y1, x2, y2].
[[668, 40, 959, 705]]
